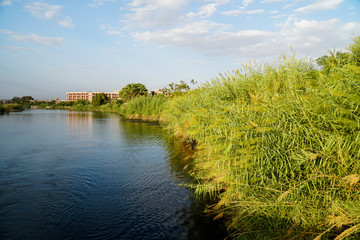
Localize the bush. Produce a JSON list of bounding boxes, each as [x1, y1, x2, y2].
[[74, 99, 90, 105]]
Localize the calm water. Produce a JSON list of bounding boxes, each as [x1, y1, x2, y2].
[[0, 110, 226, 240]]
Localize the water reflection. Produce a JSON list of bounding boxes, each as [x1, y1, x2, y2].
[[118, 119, 227, 240], [66, 111, 93, 137]]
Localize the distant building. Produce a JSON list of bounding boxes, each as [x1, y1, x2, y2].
[[148, 89, 170, 97], [154, 89, 163, 95], [67, 91, 120, 102]]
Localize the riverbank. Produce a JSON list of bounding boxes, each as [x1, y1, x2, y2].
[[0, 103, 25, 113], [121, 38, 360, 239], [33, 95, 168, 123], [9, 37, 360, 239]]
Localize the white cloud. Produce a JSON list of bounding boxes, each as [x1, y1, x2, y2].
[[24, 2, 74, 28], [222, 8, 265, 16], [261, 0, 287, 3], [123, 0, 360, 61], [100, 24, 122, 35], [24, 2, 62, 19], [58, 16, 75, 28], [131, 20, 275, 57], [89, 0, 116, 8], [0, 29, 65, 46], [125, 0, 232, 29], [187, 3, 217, 18], [213, 0, 230, 3], [0, 0, 12, 6], [277, 17, 360, 56], [243, 0, 254, 7], [295, 0, 344, 13], [129, 16, 360, 60], [0, 0, 20, 6], [125, 0, 190, 29]]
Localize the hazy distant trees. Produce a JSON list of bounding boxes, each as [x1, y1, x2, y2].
[[11, 97, 21, 103], [119, 83, 148, 102], [10, 96, 34, 104]]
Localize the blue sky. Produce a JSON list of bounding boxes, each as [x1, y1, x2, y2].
[[0, 0, 359, 100]]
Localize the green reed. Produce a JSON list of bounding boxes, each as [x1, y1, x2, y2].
[[163, 38, 360, 239], [120, 95, 169, 121]]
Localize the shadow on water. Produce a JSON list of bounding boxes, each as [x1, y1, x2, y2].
[[118, 118, 228, 240]]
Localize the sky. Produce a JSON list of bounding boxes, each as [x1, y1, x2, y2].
[[0, 0, 359, 100]]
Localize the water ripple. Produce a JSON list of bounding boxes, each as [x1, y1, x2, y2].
[[0, 110, 227, 240]]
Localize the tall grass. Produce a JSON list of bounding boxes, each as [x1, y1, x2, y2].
[[163, 39, 360, 239], [120, 95, 169, 121]]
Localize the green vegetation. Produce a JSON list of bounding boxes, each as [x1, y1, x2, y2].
[[92, 92, 110, 106], [4, 36, 359, 239], [119, 83, 148, 102], [0, 103, 24, 112], [46, 36, 359, 239], [159, 37, 360, 239], [74, 99, 90, 106], [162, 80, 190, 96], [120, 95, 169, 121], [0, 96, 34, 111]]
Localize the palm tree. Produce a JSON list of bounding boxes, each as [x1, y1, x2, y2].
[[119, 83, 148, 102]]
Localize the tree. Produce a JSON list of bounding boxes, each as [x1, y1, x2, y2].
[[190, 79, 197, 85], [317, 36, 360, 71], [119, 83, 148, 102], [20, 96, 34, 102], [11, 97, 21, 103], [162, 80, 191, 96], [92, 93, 110, 106], [316, 50, 350, 72]]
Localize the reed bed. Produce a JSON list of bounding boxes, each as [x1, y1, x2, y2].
[[163, 39, 360, 239], [120, 95, 169, 121]]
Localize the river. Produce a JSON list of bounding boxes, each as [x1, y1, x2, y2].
[[0, 110, 226, 240]]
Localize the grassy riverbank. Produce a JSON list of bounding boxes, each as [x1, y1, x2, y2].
[[121, 38, 360, 239], [19, 37, 359, 239], [119, 95, 168, 121], [0, 103, 25, 113], [40, 96, 168, 121]]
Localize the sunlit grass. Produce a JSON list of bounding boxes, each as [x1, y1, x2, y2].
[[162, 39, 360, 239], [120, 95, 169, 121]]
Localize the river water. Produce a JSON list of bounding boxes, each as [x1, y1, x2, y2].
[[0, 110, 226, 240]]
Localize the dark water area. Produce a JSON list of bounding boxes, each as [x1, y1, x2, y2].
[[0, 110, 226, 240]]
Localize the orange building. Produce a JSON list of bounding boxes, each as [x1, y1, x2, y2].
[[66, 91, 120, 102]]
